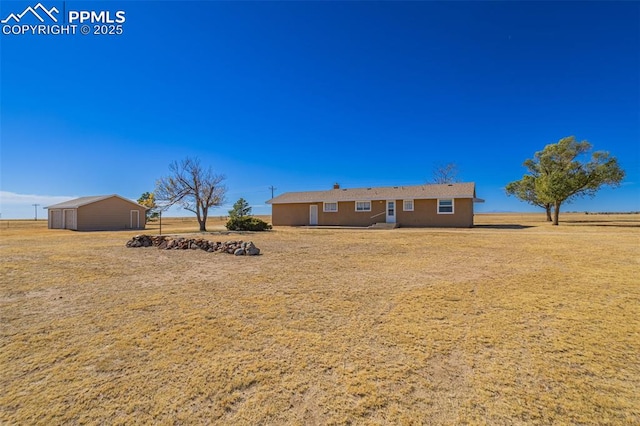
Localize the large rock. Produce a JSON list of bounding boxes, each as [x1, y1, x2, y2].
[[245, 242, 260, 256]]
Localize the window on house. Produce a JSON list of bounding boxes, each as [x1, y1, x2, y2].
[[438, 199, 454, 214], [403, 200, 414, 211], [355, 201, 371, 212], [323, 202, 338, 212]]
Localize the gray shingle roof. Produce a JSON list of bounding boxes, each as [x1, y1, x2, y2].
[[268, 182, 480, 204], [46, 194, 143, 209]]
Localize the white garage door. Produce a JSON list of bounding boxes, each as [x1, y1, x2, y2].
[[63, 209, 76, 230], [50, 210, 62, 228]]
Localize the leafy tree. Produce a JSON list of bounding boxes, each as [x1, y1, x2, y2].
[[506, 173, 553, 222], [509, 136, 624, 225], [429, 163, 460, 184], [155, 157, 227, 232], [137, 192, 160, 222], [229, 198, 251, 219]]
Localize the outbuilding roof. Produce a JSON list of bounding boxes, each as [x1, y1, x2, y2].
[[268, 182, 483, 204], [46, 194, 145, 209]]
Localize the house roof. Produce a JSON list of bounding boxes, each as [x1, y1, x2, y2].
[[46, 194, 146, 209], [268, 182, 483, 204]]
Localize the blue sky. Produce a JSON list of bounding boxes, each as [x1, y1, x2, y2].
[[1, 1, 638, 219]]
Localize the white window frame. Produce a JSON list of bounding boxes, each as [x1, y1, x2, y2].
[[323, 202, 338, 213], [437, 198, 455, 214], [355, 201, 371, 212], [403, 199, 414, 211]]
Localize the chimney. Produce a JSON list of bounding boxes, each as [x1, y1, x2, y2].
[[333, 183, 340, 190]]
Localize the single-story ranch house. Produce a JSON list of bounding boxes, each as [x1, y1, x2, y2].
[[267, 182, 484, 227], [46, 194, 147, 231]]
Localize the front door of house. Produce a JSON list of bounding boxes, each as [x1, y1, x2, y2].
[[386, 201, 396, 223], [309, 205, 318, 225]]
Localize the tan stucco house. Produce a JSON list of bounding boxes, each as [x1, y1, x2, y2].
[[46, 194, 147, 231], [267, 183, 483, 227]]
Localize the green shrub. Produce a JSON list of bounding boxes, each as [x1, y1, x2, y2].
[[229, 198, 251, 219], [225, 216, 272, 231]]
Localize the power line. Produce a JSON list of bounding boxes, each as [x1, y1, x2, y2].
[[268, 185, 277, 199]]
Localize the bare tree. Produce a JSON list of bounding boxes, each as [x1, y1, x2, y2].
[[155, 157, 226, 231], [429, 162, 460, 184]]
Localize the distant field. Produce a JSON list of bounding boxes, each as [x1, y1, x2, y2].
[[1, 214, 639, 424]]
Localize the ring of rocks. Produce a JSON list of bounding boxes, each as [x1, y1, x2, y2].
[[126, 235, 260, 256]]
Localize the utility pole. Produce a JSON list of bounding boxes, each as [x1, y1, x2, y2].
[[32, 204, 40, 221], [268, 185, 277, 199]]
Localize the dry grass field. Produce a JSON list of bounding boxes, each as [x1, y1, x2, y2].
[[1, 213, 639, 424]]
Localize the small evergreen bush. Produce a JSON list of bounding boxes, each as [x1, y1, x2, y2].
[[225, 216, 272, 231]]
